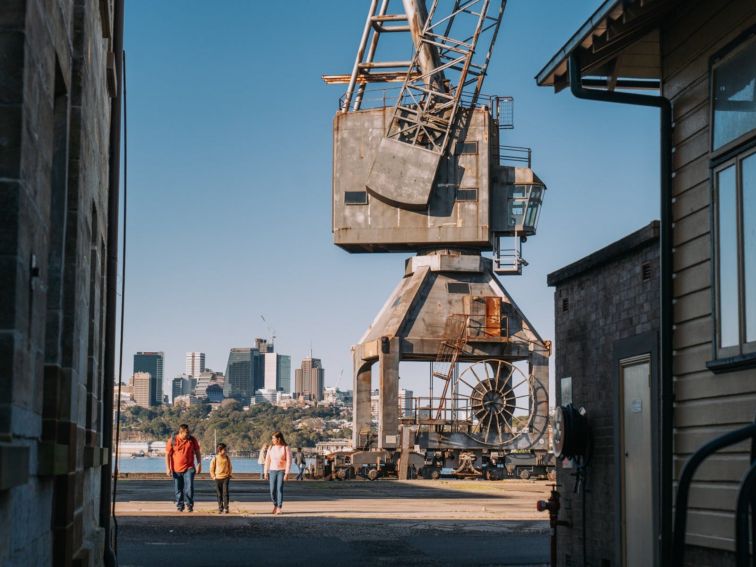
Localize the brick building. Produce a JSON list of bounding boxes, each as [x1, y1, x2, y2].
[[0, 0, 123, 564], [548, 222, 660, 566]]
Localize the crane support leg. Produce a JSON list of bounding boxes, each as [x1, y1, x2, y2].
[[379, 337, 400, 449], [354, 359, 374, 450]]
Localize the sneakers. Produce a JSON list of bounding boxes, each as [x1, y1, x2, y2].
[[187, 506, 193, 513], [224, 508, 230, 514]]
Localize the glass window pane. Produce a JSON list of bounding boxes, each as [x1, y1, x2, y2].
[[744, 153, 756, 342], [718, 165, 739, 348], [713, 39, 756, 150]]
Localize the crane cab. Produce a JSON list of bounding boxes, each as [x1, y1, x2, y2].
[[332, 103, 546, 270]]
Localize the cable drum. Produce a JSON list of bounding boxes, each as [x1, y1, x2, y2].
[[553, 403, 588, 460], [456, 359, 548, 449]]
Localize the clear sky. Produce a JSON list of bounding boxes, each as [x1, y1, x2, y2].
[[120, 1, 659, 398]]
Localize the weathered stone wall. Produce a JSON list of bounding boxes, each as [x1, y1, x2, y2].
[[0, 0, 115, 564], [548, 222, 660, 567]]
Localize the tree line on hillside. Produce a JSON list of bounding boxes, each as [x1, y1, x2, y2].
[[117, 400, 352, 452]]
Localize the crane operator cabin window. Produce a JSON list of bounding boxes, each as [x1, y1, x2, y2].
[[711, 29, 756, 358]]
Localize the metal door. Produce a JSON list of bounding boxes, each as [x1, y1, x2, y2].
[[621, 356, 653, 567]]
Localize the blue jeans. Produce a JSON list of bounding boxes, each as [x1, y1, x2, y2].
[[296, 463, 305, 481], [173, 467, 195, 509], [269, 470, 285, 508]]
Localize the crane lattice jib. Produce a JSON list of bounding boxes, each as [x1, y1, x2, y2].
[[386, 0, 506, 154]]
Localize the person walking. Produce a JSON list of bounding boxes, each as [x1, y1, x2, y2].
[[263, 431, 291, 515], [257, 443, 268, 466], [165, 423, 201, 512], [210, 443, 232, 514], [294, 447, 306, 481]]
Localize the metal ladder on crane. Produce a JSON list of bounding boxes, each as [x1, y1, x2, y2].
[[432, 314, 469, 421]]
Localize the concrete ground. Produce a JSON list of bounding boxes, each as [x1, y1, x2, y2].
[[114, 478, 552, 567]]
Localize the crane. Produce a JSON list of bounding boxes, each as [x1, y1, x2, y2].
[[324, 1, 552, 481], [259, 314, 276, 348]]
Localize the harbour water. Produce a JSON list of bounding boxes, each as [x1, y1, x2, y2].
[[115, 456, 264, 474]]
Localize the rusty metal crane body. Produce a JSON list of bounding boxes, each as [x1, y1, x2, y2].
[[325, 1, 551, 479]]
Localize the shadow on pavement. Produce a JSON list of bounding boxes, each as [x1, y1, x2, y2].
[[114, 479, 540, 503], [115, 515, 549, 567]]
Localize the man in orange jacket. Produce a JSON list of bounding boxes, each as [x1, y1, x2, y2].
[[166, 423, 202, 512]]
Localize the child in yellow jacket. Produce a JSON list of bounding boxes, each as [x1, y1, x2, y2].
[[210, 443, 233, 513]]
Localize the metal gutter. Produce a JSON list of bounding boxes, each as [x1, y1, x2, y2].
[[568, 53, 673, 566], [535, 0, 622, 86], [101, 0, 124, 564]]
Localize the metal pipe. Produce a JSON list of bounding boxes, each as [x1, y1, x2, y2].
[[735, 461, 756, 566], [354, 0, 390, 111], [101, 0, 124, 565], [670, 422, 756, 566], [402, 0, 445, 89], [359, 60, 414, 69], [342, 0, 379, 112], [568, 52, 673, 566]]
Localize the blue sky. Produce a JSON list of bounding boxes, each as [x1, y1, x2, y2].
[[121, 1, 659, 397]]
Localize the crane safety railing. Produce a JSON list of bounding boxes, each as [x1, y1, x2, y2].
[[406, 396, 474, 425], [339, 85, 509, 115], [671, 416, 756, 567], [498, 145, 531, 168]]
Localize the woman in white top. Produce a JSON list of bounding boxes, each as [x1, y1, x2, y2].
[[263, 431, 292, 514]]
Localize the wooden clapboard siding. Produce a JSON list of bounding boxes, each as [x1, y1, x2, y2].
[[673, 315, 711, 349], [675, 367, 756, 401], [675, 426, 751, 454], [673, 453, 750, 481], [673, 289, 710, 322], [673, 207, 709, 246], [670, 75, 707, 123], [672, 233, 709, 272], [665, 2, 756, 551], [672, 102, 708, 143], [672, 343, 710, 375], [664, 0, 756, 79], [675, 394, 756, 427], [672, 180, 708, 221], [686, 510, 736, 551], [671, 154, 708, 196], [672, 261, 710, 297]]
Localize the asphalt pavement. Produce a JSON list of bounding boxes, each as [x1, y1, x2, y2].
[[114, 479, 550, 567]]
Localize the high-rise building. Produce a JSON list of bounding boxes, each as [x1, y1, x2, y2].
[[224, 348, 255, 401], [132, 372, 153, 408], [185, 352, 206, 378], [294, 356, 325, 401], [195, 371, 224, 400], [370, 389, 411, 419], [399, 389, 414, 417], [206, 384, 224, 403], [264, 352, 291, 393], [255, 338, 274, 354], [172, 375, 190, 402], [133, 352, 164, 406]]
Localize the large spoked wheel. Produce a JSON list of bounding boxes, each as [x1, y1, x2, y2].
[[457, 359, 547, 449]]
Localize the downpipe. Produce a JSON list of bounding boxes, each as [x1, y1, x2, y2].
[[568, 53, 673, 565], [101, 0, 124, 565]]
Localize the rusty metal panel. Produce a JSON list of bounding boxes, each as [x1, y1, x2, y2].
[[485, 297, 502, 337]]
